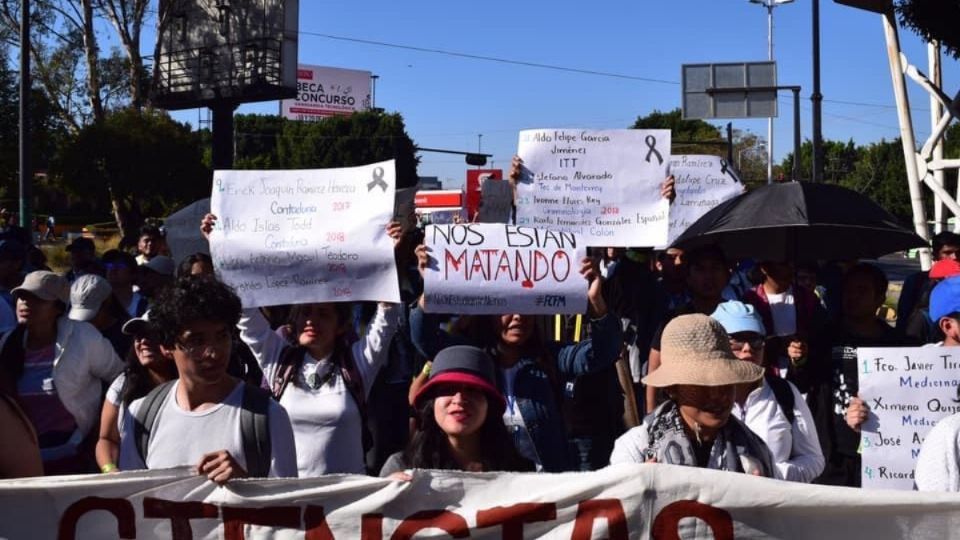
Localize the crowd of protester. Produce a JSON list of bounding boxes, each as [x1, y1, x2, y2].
[[3, 206, 960, 496]]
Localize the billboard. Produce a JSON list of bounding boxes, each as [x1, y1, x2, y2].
[[281, 65, 371, 120]]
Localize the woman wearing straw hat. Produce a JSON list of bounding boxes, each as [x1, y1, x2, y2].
[[610, 314, 778, 477], [380, 346, 532, 477]]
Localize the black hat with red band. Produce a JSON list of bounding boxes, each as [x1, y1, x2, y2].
[[413, 345, 506, 414]]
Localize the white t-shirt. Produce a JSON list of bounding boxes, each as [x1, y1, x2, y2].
[[731, 379, 824, 483], [277, 352, 365, 476], [236, 304, 399, 477], [118, 380, 297, 478], [916, 413, 960, 492], [767, 288, 797, 337], [106, 373, 127, 431]]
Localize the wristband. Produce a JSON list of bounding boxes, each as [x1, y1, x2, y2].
[[421, 362, 432, 377], [100, 463, 117, 474]]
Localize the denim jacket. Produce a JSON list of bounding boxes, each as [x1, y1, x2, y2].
[[409, 308, 623, 472]]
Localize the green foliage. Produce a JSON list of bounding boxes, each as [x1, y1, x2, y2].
[[234, 111, 421, 188], [896, 0, 960, 59], [632, 109, 725, 157], [51, 108, 209, 239]]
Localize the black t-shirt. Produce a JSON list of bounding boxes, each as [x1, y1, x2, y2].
[[814, 321, 914, 461]]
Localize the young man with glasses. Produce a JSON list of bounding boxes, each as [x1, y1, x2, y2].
[[118, 275, 297, 481], [712, 301, 824, 483]]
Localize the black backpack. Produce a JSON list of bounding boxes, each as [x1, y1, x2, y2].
[[132, 381, 273, 477], [765, 374, 796, 425]]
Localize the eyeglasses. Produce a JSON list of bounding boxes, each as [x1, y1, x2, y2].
[[175, 334, 229, 359], [729, 336, 765, 351]]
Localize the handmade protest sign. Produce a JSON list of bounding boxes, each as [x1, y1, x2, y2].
[[478, 174, 514, 223], [665, 155, 744, 246], [858, 346, 960, 490], [164, 198, 211, 263], [516, 129, 671, 247], [422, 223, 587, 315], [209, 161, 400, 307]]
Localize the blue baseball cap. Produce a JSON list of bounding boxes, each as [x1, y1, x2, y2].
[[930, 276, 960, 322], [711, 301, 766, 337]]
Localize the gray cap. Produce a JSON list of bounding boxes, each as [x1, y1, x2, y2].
[[142, 255, 175, 276], [413, 345, 505, 412], [12, 271, 70, 303]]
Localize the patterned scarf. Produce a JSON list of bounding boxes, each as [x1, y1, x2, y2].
[[644, 401, 777, 477]]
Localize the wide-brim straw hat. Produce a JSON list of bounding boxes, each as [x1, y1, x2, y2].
[[642, 313, 763, 388]]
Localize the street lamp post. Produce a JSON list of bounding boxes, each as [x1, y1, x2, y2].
[[749, 0, 794, 185]]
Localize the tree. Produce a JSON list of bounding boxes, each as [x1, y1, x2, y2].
[[780, 139, 861, 185], [896, 0, 960, 59], [233, 111, 421, 189], [51, 108, 209, 241], [632, 108, 726, 156]]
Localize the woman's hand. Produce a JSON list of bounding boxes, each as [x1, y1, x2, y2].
[[580, 257, 607, 318], [387, 471, 412, 482], [661, 175, 676, 202], [846, 396, 869, 432], [387, 221, 403, 250], [787, 338, 807, 366], [197, 450, 246, 485], [200, 213, 218, 241]]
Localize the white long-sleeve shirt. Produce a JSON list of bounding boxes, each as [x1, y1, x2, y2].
[[732, 378, 824, 483], [237, 304, 399, 477], [915, 413, 960, 492]]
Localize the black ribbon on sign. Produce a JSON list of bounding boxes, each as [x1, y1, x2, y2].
[[644, 135, 663, 165], [367, 167, 388, 192], [719, 158, 740, 183]]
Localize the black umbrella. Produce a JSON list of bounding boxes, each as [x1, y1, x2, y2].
[[670, 181, 927, 261]]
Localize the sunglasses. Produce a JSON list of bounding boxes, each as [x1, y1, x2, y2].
[[729, 335, 765, 351]]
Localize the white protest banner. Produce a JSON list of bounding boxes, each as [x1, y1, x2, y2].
[[6, 464, 960, 539], [516, 129, 671, 247], [209, 161, 400, 307], [423, 223, 587, 315], [665, 155, 744, 245], [858, 346, 960, 490], [163, 198, 211, 263], [478, 174, 514, 223], [280, 65, 371, 120]]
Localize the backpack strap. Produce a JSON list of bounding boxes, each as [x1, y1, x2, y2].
[[271, 345, 304, 401], [240, 384, 272, 478], [338, 346, 373, 455], [764, 374, 796, 425], [133, 380, 177, 466]]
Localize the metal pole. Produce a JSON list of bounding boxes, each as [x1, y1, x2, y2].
[[792, 87, 801, 181], [767, 3, 774, 184], [726, 122, 734, 165], [211, 103, 236, 170], [19, 0, 31, 230], [811, 0, 824, 183], [371, 74, 378, 110], [928, 42, 946, 233], [883, 10, 931, 269]]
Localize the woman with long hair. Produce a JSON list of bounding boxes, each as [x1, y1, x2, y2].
[[410, 245, 622, 472], [381, 345, 531, 476], [201, 213, 402, 477], [610, 314, 778, 478], [95, 313, 177, 473]]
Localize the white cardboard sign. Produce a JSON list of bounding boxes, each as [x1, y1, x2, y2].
[[423, 223, 587, 315], [515, 129, 671, 247], [209, 161, 400, 307], [858, 346, 960, 490], [666, 155, 744, 245]]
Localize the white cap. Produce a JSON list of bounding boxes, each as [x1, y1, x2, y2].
[[68, 274, 112, 322]]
